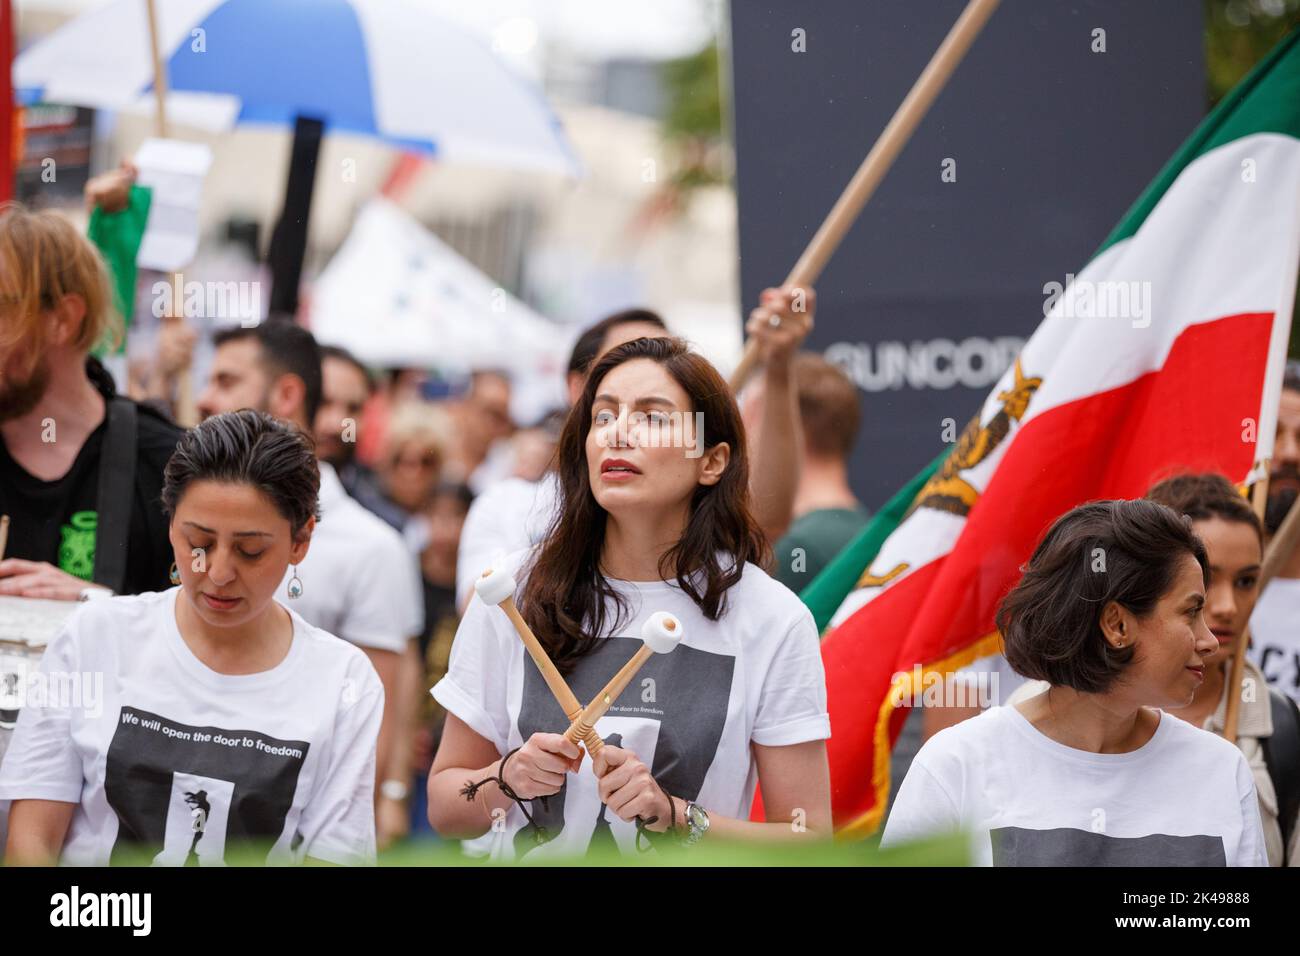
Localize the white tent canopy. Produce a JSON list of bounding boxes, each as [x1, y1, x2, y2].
[[308, 198, 570, 419]]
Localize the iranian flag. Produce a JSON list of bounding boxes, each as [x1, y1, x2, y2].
[[809, 28, 1300, 836]]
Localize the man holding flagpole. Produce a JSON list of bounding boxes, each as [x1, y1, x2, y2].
[[1250, 364, 1300, 700]]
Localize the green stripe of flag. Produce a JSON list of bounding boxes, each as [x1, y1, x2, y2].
[[1097, 27, 1300, 256], [803, 27, 1300, 637]]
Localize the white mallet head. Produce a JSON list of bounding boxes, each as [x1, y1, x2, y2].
[[641, 611, 683, 654], [474, 567, 518, 606]]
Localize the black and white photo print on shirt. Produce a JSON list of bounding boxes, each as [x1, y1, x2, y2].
[[513, 638, 734, 856], [155, 772, 234, 866], [104, 707, 309, 865], [991, 826, 1229, 866]]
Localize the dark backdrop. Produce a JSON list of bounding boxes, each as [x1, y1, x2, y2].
[[730, 0, 1205, 508]]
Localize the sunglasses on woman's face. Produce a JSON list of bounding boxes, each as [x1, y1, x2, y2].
[[394, 450, 440, 471]]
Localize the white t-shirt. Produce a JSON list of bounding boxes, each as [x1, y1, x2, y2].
[[432, 553, 830, 860], [284, 462, 424, 653], [455, 474, 559, 611], [953, 652, 1029, 706], [0, 587, 384, 866], [881, 703, 1267, 866], [1249, 577, 1300, 703]]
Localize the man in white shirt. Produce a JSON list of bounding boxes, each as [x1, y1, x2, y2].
[[1251, 363, 1300, 701], [197, 321, 423, 794]]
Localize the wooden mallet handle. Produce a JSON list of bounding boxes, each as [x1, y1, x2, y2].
[[501, 598, 584, 716], [564, 612, 684, 751], [476, 568, 604, 755], [564, 645, 655, 749]]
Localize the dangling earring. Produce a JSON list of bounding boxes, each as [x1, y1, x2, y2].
[[287, 566, 303, 600], [169, 562, 181, 586]]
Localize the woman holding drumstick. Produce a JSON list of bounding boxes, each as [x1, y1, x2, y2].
[[426, 336, 832, 859]]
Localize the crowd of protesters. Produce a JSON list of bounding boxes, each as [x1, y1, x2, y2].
[[1, 181, 1299, 867], [0, 187, 842, 862]]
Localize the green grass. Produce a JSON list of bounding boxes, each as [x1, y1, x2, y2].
[[104, 831, 970, 867]]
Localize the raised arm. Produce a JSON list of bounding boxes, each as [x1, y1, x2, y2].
[[744, 285, 815, 543]]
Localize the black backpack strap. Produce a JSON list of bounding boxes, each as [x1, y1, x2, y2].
[[91, 397, 138, 594], [1261, 687, 1300, 865]]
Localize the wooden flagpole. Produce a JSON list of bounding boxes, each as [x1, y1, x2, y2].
[[1260, 483, 1300, 586], [144, 0, 199, 425], [144, 0, 169, 138], [1223, 466, 1273, 741], [729, 0, 1002, 392]]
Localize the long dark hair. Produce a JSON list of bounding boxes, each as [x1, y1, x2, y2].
[[520, 336, 768, 674], [1146, 473, 1263, 547]]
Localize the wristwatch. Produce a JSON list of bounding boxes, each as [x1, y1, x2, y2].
[[380, 779, 410, 802], [681, 801, 710, 846]]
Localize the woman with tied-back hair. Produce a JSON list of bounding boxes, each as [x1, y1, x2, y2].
[[427, 336, 831, 859], [1, 411, 383, 866], [1144, 474, 1300, 866], [882, 498, 1267, 866]]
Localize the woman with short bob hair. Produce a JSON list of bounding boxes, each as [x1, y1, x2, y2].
[[882, 498, 1267, 866], [1, 410, 384, 866], [427, 336, 831, 859]]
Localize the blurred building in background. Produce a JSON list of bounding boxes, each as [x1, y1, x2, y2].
[[12, 0, 1296, 393], [12, 0, 741, 379]]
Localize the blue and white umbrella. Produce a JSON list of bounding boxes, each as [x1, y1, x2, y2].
[[14, 0, 581, 177]]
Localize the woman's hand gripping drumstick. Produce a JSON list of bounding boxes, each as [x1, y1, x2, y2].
[[474, 566, 602, 762]]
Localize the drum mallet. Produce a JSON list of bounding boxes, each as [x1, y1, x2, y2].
[[474, 566, 603, 756], [564, 611, 684, 758]]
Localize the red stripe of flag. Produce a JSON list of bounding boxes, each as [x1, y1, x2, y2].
[[818, 311, 1273, 831]]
